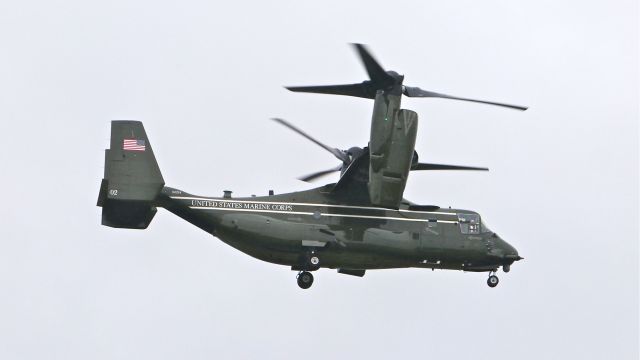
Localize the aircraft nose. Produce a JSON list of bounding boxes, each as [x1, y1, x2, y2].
[[493, 236, 523, 272], [489, 234, 522, 259], [502, 240, 520, 258]]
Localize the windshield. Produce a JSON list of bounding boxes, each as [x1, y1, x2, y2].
[[457, 213, 480, 234], [457, 213, 493, 234]]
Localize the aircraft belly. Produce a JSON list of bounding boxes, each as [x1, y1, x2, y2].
[[210, 212, 425, 269]]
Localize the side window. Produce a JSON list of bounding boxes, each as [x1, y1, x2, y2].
[[458, 214, 480, 234]]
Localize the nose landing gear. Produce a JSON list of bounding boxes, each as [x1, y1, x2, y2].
[[297, 271, 314, 289], [487, 272, 499, 288]]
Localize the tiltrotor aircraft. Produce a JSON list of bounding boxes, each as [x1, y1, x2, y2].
[[97, 44, 526, 289]]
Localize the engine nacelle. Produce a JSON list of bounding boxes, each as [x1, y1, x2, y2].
[[368, 106, 418, 208]]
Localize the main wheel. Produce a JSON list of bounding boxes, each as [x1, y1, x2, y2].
[[297, 271, 314, 289], [487, 275, 499, 288]]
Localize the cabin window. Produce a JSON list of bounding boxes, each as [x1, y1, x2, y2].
[[458, 213, 480, 234], [427, 219, 437, 228]]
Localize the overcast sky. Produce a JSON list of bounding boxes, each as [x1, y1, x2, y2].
[[0, 1, 637, 359]]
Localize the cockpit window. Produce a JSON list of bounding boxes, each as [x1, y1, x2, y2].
[[458, 213, 480, 234]]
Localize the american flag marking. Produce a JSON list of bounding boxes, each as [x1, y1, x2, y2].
[[123, 139, 146, 151]]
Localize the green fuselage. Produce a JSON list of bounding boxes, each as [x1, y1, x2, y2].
[[158, 186, 520, 272], [98, 44, 527, 286]]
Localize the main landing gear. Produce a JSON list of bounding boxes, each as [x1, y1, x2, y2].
[[487, 272, 499, 288], [295, 250, 320, 289], [297, 271, 314, 289]]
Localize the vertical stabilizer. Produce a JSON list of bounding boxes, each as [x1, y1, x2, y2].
[[97, 121, 165, 229]]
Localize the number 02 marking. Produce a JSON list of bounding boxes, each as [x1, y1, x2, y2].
[[109, 189, 118, 196]]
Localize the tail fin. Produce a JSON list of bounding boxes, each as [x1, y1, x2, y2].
[[97, 121, 165, 229]]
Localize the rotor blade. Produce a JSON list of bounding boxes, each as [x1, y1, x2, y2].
[[351, 43, 394, 84], [271, 118, 349, 163], [403, 86, 528, 111], [298, 165, 343, 182], [285, 82, 376, 99], [412, 163, 489, 171]]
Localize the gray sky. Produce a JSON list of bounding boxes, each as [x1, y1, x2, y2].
[[0, 0, 637, 359]]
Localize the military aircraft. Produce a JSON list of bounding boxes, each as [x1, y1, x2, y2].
[[97, 44, 526, 289]]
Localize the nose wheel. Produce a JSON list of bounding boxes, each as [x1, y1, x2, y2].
[[297, 271, 314, 289], [487, 273, 499, 288]]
